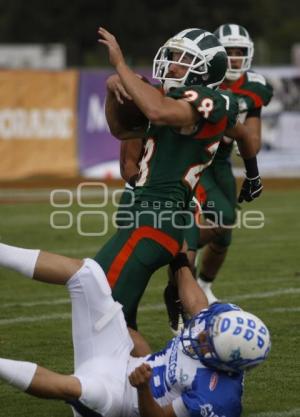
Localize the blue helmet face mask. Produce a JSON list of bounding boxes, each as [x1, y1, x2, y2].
[[180, 308, 271, 373]]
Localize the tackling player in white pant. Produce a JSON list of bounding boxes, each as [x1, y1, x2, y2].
[[0, 242, 271, 417]]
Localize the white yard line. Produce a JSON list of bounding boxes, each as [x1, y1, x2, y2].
[[248, 408, 300, 417], [1, 298, 70, 309], [54, 246, 102, 256], [1, 287, 299, 325], [230, 288, 300, 301], [268, 307, 300, 313], [0, 313, 71, 325], [1, 304, 299, 326], [1, 287, 299, 310]]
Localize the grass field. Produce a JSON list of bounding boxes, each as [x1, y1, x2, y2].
[[0, 184, 300, 417]]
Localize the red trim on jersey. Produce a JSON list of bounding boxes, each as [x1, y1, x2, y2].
[[195, 116, 228, 139], [107, 226, 180, 288], [194, 183, 207, 226], [233, 87, 263, 108], [220, 74, 246, 91], [195, 183, 207, 206], [220, 74, 263, 108]]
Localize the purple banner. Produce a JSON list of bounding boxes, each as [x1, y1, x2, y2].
[[78, 69, 153, 172], [78, 70, 120, 170]]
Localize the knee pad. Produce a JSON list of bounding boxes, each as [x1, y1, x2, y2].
[[79, 375, 115, 416]]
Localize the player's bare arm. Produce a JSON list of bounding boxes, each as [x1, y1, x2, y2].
[[225, 121, 257, 159], [98, 27, 199, 127], [120, 139, 143, 183], [107, 73, 132, 104], [170, 252, 209, 316], [244, 116, 262, 153], [225, 121, 263, 202], [129, 363, 176, 417], [128, 328, 152, 357]]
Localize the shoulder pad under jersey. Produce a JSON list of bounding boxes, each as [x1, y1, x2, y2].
[[168, 85, 227, 124]]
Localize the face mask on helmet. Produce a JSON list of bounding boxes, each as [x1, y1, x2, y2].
[[181, 309, 271, 373], [153, 28, 228, 92], [214, 24, 254, 81]]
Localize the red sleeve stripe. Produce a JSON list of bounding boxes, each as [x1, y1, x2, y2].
[[195, 116, 228, 139], [195, 183, 207, 206], [107, 226, 180, 288], [225, 75, 263, 108], [233, 87, 263, 108], [194, 183, 207, 226], [221, 74, 245, 90]]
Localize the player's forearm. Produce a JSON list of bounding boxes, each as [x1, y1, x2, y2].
[[120, 160, 139, 183], [225, 121, 258, 159], [236, 137, 256, 159], [128, 328, 152, 357], [177, 267, 208, 315], [137, 386, 170, 417], [115, 61, 166, 123], [231, 124, 260, 177], [244, 116, 262, 153], [170, 254, 208, 315], [120, 139, 143, 182]]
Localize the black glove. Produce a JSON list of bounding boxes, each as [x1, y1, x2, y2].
[[169, 252, 190, 275], [128, 174, 139, 188], [238, 175, 263, 203]]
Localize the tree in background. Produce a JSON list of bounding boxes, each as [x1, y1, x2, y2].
[[0, 0, 298, 66]]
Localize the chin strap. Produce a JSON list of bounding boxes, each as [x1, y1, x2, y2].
[[225, 70, 243, 81], [163, 79, 185, 92]]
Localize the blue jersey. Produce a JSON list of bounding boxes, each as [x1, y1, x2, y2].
[[127, 303, 244, 417]]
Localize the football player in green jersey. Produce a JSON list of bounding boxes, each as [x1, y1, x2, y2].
[[96, 27, 262, 330], [165, 25, 273, 329]]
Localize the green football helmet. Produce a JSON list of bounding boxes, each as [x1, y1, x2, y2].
[[214, 24, 254, 81], [153, 28, 228, 91]]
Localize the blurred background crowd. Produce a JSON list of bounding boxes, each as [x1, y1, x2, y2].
[[0, 0, 299, 180]]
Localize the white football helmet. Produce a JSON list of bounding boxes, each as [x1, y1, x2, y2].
[[181, 308, 271, 373], [153, 28, 228, 92], [214, 24, 254, 81]]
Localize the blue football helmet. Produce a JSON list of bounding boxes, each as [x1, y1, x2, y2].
[[180, 307, 271, 373]]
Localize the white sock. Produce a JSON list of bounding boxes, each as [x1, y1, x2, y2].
[[0, 243, 40, 278], [197, 277, 219, 305], [0, 358, 37, 391], [197, 276, 212, 290]]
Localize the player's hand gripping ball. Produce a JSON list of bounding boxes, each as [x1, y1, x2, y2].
[[116, 76, 150, 131]]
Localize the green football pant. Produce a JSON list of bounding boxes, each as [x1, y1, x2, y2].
[[185, 160, 237, 250], [94, 208, 183, 329]]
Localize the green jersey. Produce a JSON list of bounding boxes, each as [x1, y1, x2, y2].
[[134, 85, 238, 208], [215, 70, 273, 160]]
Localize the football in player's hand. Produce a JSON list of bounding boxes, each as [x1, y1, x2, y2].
[[116, 76, 150, 131]]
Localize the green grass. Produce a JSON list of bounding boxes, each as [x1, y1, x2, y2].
[[0, 188, 300, 416]]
